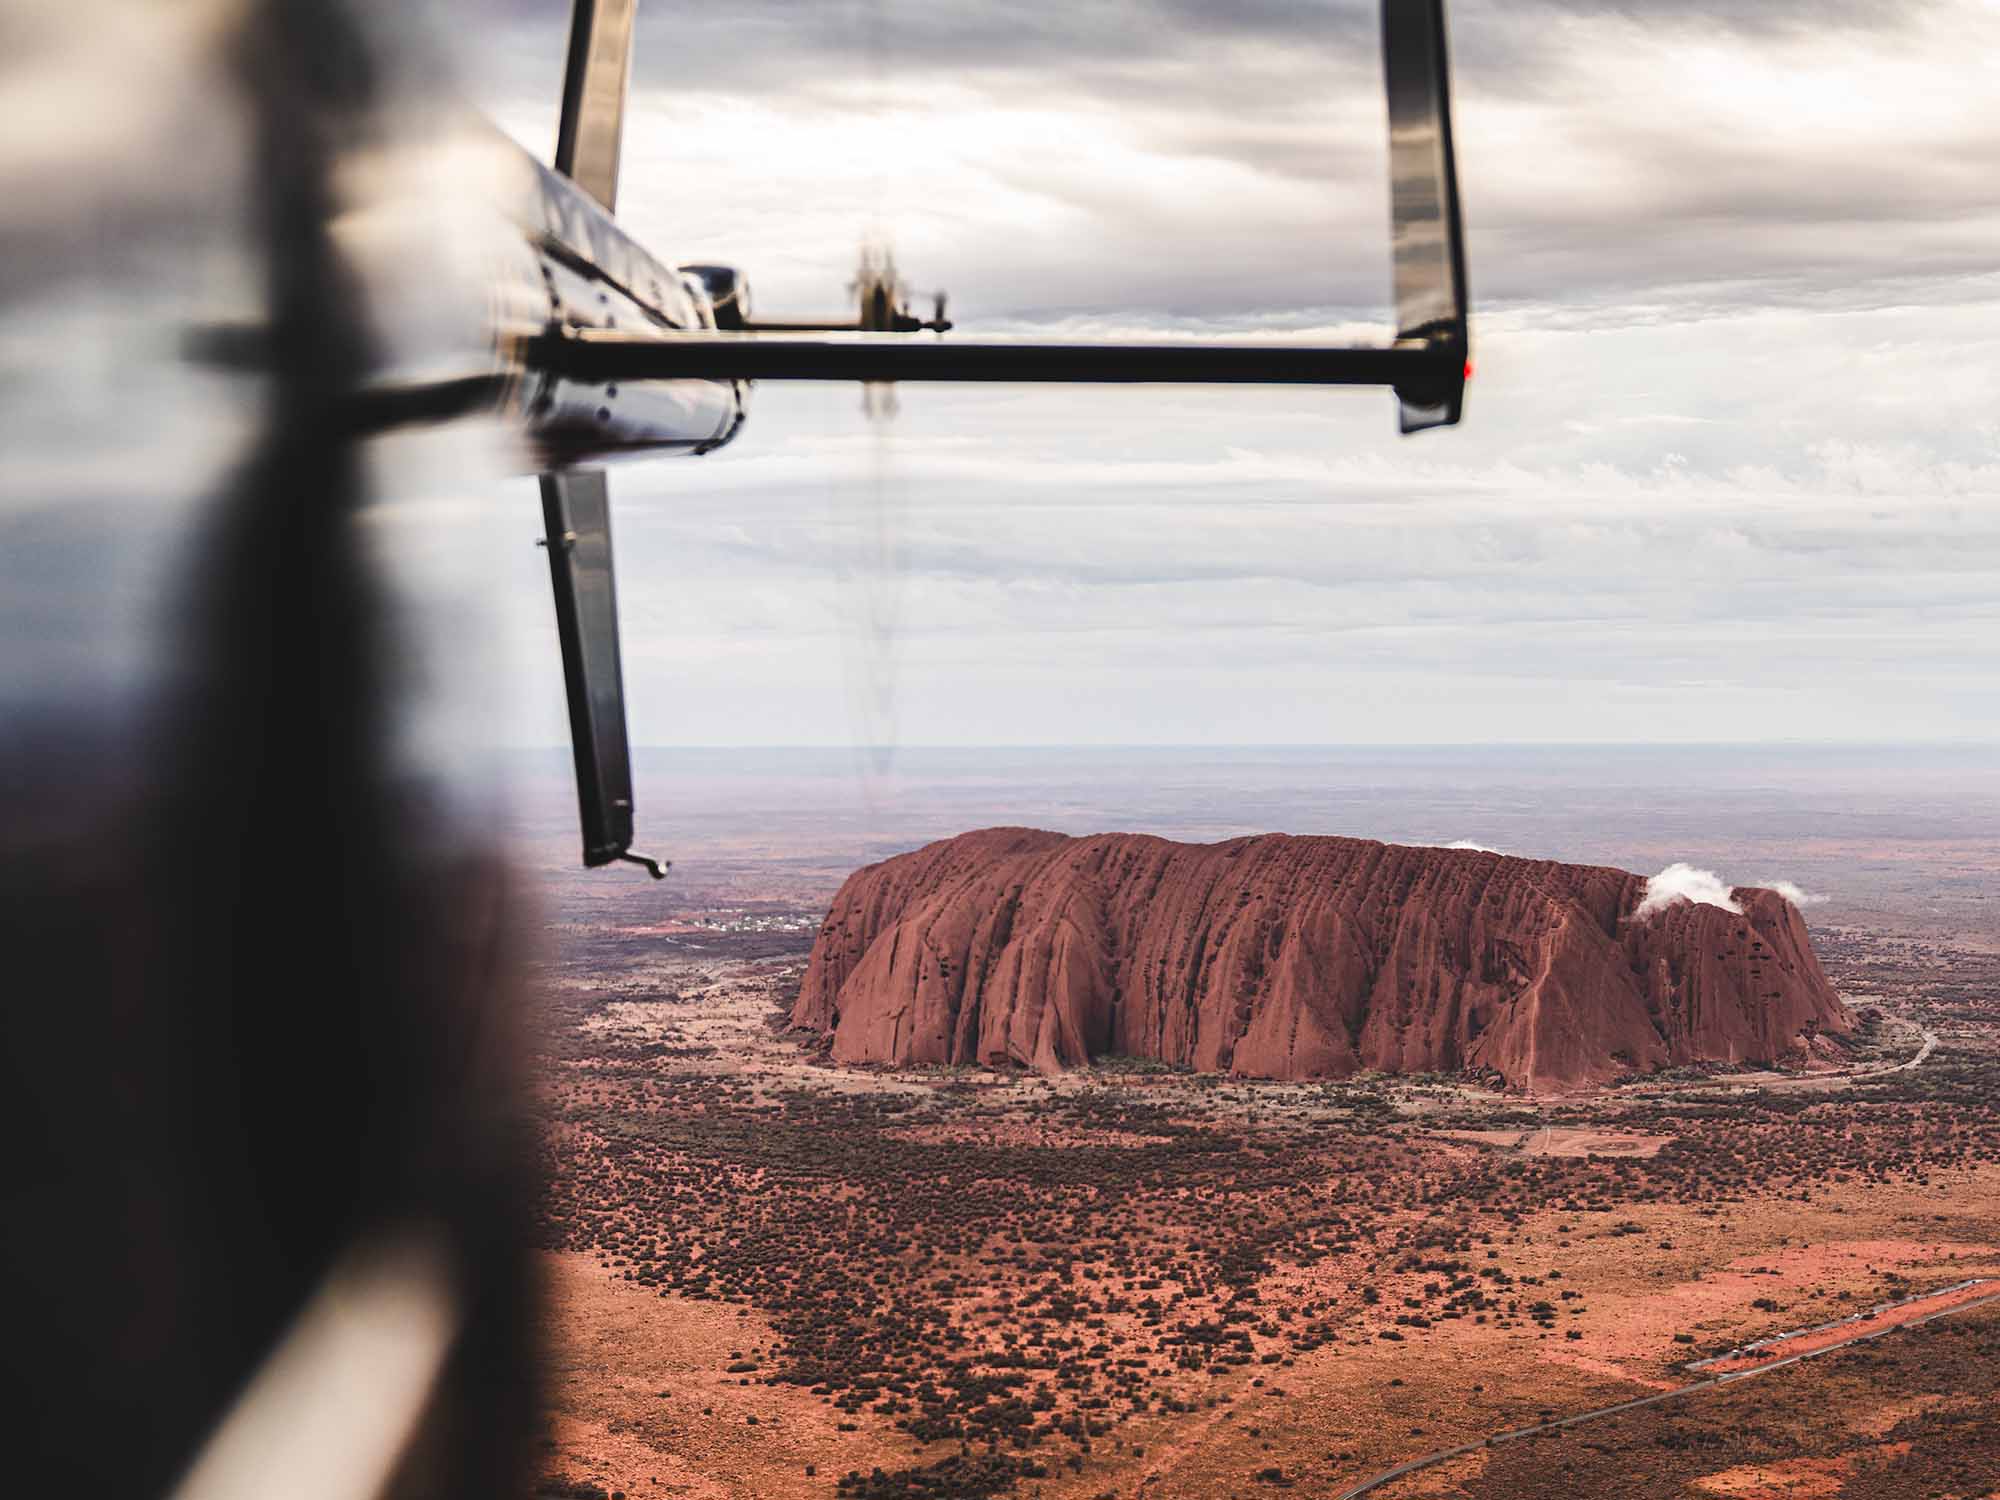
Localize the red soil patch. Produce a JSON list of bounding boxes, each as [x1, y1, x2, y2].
[[539, 1250, 910, 1500], [1690, 1444, 1910, 1498]]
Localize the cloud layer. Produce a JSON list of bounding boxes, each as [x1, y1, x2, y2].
[[18, 3, 1990, 758], [423, 0, 2000, 752], [465, 0, 2000, 320]]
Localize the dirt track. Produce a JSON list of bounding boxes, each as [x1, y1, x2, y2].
[[1688, 1276, 1997, 1375]]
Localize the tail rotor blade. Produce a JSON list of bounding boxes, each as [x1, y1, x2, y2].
[[539, 470, 667, 878]]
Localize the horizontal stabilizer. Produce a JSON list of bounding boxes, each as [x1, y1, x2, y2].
[[524, 330, 1462, 390]]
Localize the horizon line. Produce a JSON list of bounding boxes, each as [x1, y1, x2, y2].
[[489, 738, 1999, 753]]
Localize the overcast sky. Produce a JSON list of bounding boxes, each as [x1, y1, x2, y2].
[[11, 2, 1992, 753], [469, 0, 1999, 748]]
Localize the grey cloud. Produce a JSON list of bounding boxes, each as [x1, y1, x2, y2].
[[467, 1, 1934, 90], [466, 0, 1999, 322], [8, 0, 1991, 754], [1515, 0, 1928, 33], [470, 1, 1377, 87]]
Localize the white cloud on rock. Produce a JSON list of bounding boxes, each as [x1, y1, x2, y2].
[[1633, 862, 1743, 921]]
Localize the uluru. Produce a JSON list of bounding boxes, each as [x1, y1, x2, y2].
[[791, 828, 1851, 1092]]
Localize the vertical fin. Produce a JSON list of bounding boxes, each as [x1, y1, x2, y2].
[[540, 470, 667, 877], [1382, 0, 1470, 432], [554, 0, 639, 212]]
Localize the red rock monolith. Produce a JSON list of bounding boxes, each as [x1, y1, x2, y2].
[[791, 830, 1849, 1092]]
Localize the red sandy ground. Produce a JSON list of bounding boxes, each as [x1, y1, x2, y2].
[[543, 1189, 2000, 1500], [539, 1251, 916, 1500], [538, 1029, 2000, 1494], [534, 929, 2000, 1500]]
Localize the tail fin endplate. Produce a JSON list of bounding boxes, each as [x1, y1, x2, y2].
[[1383, 0, 1469, 431], [546, 4, 661, 878], [555, 0, 638, 213], [539, 470, 666, 879]]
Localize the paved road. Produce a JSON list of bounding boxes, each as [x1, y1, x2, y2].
[[1331, 1282, 2000, 1500]]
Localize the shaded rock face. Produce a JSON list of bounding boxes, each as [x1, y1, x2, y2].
[[792, 829, 1850, 1092]]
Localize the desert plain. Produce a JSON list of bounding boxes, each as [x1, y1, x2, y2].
[[513, 746, 2000, 1500]]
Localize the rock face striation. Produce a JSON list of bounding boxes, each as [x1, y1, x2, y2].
[[792, 829, 1850, 1092]]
